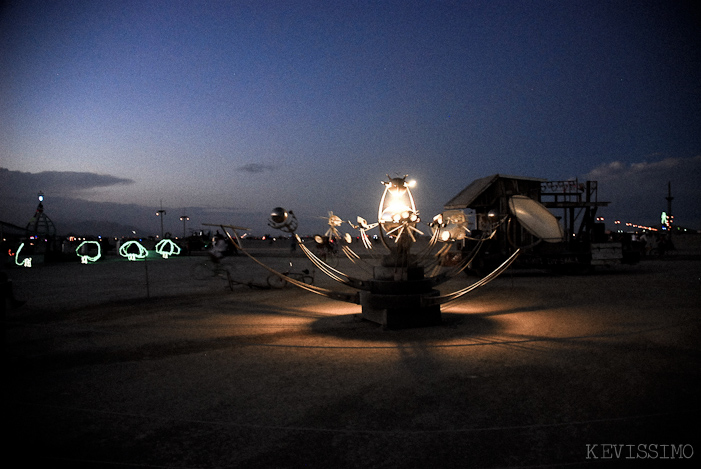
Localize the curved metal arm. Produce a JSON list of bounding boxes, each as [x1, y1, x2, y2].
[[211, 223, 359, 303], [295, 235, 371, 290], [423, 249, 521, 306]]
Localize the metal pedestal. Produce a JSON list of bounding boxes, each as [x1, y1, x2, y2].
[[359, 265, 441, 328]]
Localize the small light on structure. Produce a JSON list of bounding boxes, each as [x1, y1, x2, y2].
[[180, 215, 189, 238], [156, 201, 166, 238], [377, 175, 423, 243], [270, 207, 288, 224], [430, 209, 471, 242], [268, 207, 298, 232]]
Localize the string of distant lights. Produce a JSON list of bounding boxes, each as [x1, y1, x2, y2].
[[75, 240, 102, 263], [611, 220, 659, 232], [597, 214, 679, 233]]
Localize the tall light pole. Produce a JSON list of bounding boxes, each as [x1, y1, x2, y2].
[[180, 215, 189, 238], [156, 200, 166, 239]]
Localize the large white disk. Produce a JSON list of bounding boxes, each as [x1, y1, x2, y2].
[[508, 195, 563, 242]]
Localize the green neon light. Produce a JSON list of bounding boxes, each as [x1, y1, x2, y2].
[[76, 240, 102, 263], [119, 240, 149, 261], [155, 239, 181, 258], [15, 242, 32, 267]]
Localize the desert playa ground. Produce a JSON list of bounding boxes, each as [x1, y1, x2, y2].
[[4, 236, 701, 468]]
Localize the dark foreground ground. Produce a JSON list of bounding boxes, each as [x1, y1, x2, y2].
[[4, 241, 701, 468]]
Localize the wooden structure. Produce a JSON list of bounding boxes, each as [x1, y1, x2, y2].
[[445, 174, 623, 270]]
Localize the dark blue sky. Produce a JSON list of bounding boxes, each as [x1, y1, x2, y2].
[[1, 0, 699, 235]]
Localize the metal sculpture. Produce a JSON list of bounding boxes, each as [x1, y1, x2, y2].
[[221, 175, 520, 328]]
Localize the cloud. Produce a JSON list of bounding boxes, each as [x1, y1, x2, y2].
[[0, 168, 135, 232], [582, 155, 701, 228], [0, 167, 134, 198], [586, 156, 701, 180], [237, 163, 276, 174]]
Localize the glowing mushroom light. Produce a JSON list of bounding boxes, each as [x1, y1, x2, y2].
[[155, 239, 181, 258], [119, 240, 149, 261], [76, 240, 102, 263], [15, 242, 32, 268]]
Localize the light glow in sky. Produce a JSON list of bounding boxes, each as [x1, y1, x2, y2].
[[1, 0, 699, 235]]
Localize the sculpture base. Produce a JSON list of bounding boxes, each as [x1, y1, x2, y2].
[[358, 263, 442, 329], [359, 290, 441, 329]]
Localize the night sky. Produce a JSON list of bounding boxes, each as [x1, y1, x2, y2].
[[1, 0, 700, 236]]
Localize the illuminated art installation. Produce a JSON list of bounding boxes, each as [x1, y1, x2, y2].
[[76, 240, 102, 263], [26, 192, 56, 239], [155, 239, 181, 258], [215, 175, 520, 328], [23, 192, 57, 263], [15, 243, 32, 268], [119, 240, 149, 261]]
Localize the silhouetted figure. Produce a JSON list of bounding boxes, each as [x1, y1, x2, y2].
[[209, 235, 227, 264], [2, 272, 25, 314]]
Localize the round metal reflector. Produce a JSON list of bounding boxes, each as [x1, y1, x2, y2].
[[508, 195, 563, 243]]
